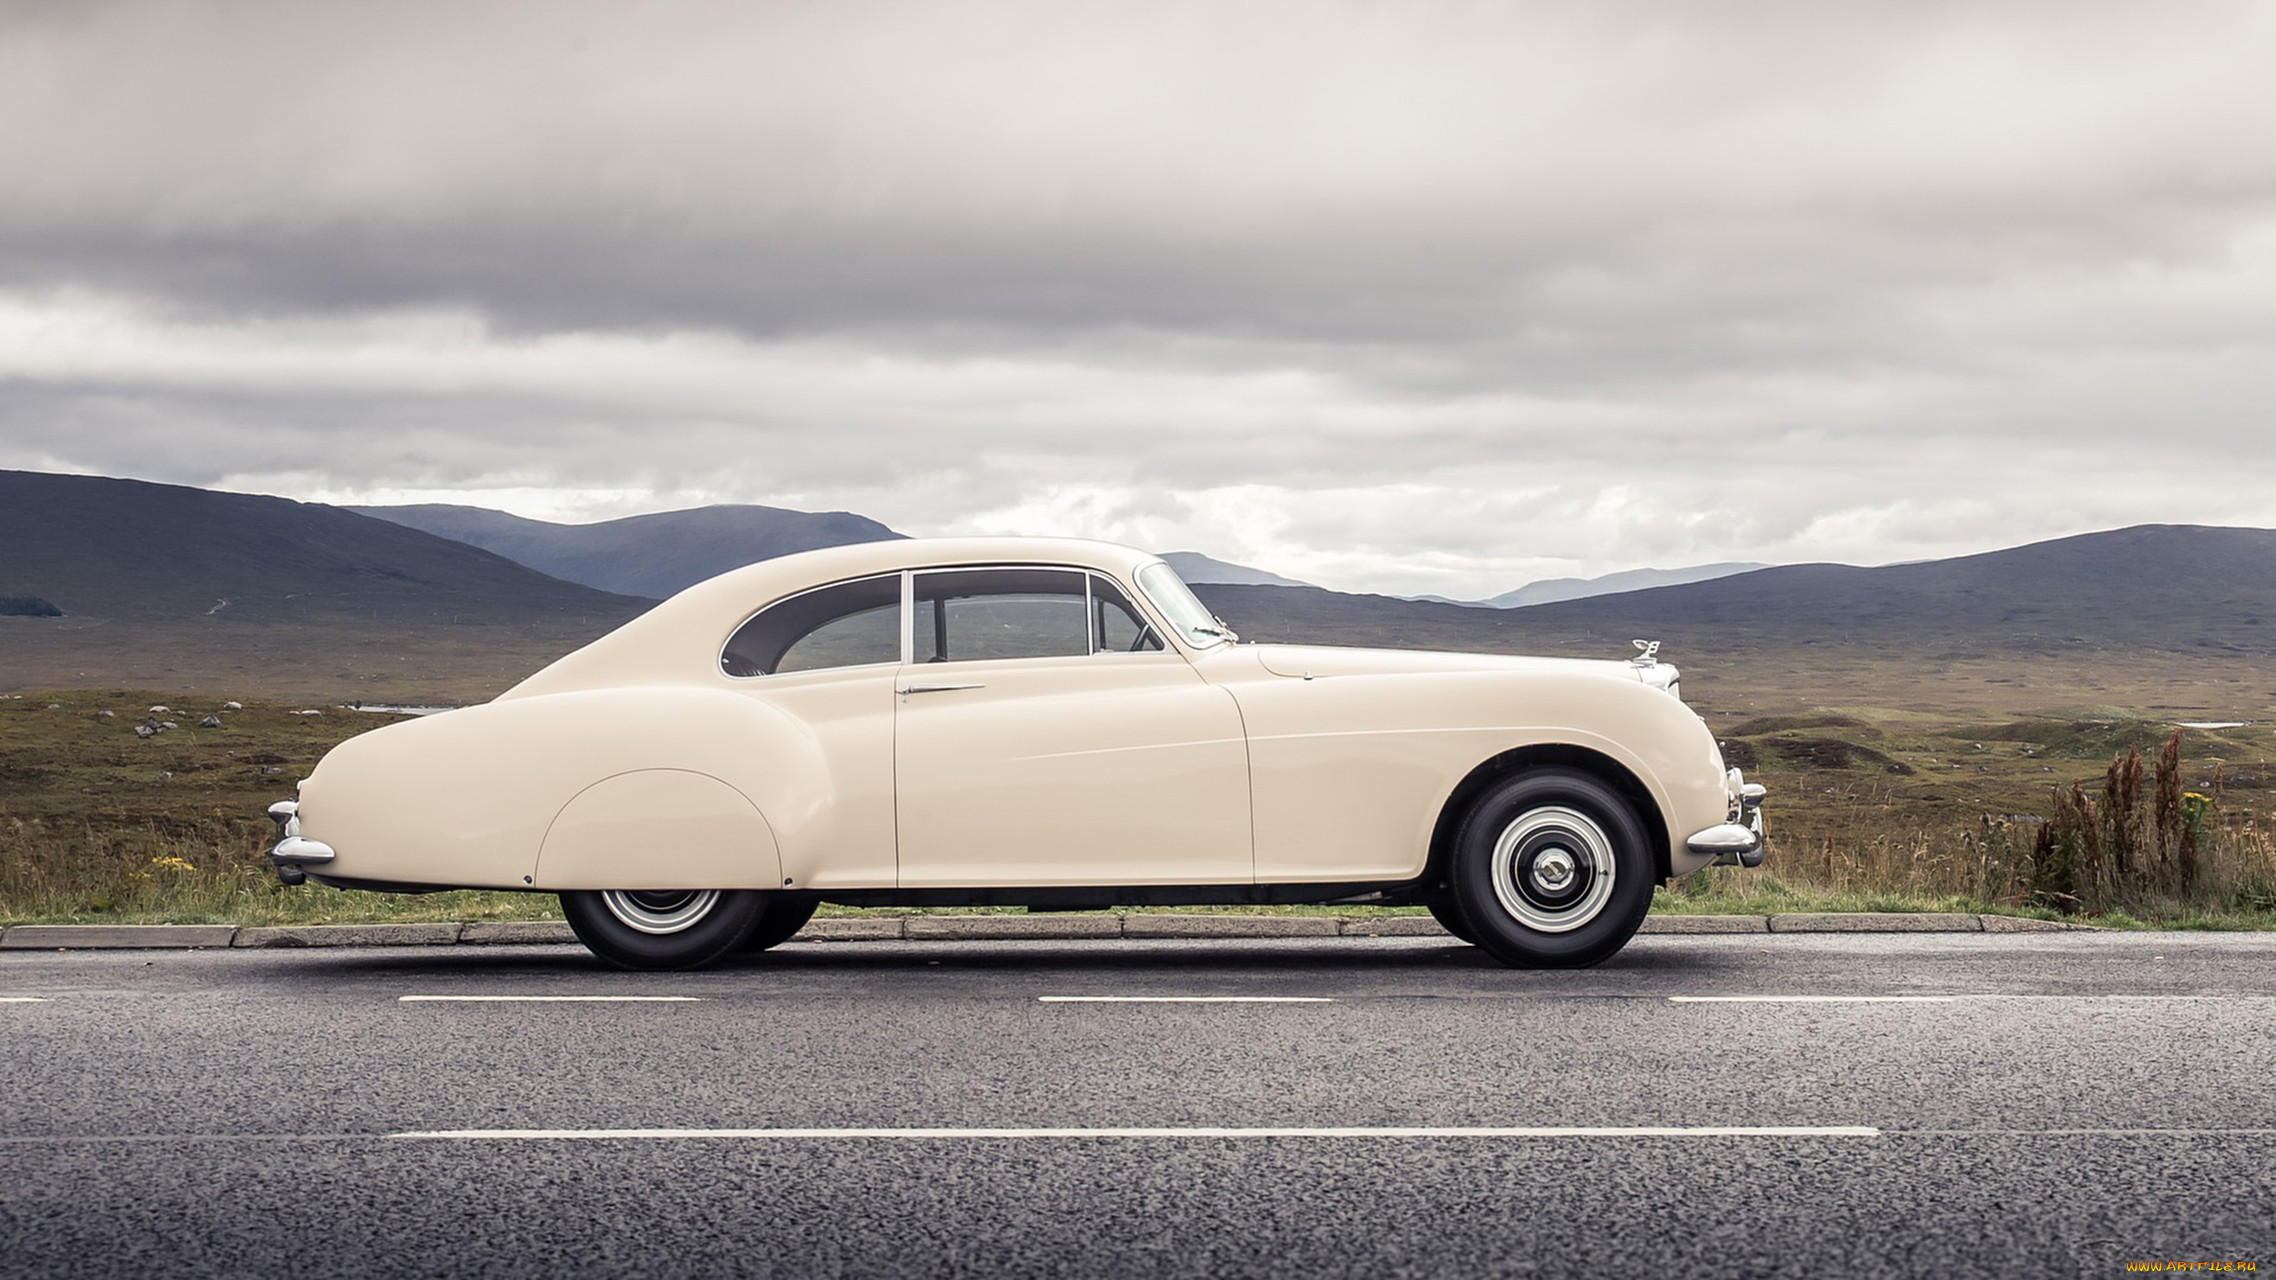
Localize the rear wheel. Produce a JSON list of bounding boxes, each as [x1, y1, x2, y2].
[[740, 896, 819, 953], [560, 888, 765, 971], [1447, 768, 1654, 968]]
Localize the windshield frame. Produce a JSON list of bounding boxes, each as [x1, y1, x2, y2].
[[1135, 561, 1235, 651]]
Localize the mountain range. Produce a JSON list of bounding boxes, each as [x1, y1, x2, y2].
[[5, 469, 2271, 710], [357, 502, 1749, 607], [1159, 552, 1313, 588], [1191, 525, 2276, 659], [354, 502, 903, 600], [1470, 562, 1771, 608], [0, 470, 649, 699]]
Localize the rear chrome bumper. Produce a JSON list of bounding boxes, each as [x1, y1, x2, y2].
[[1686, 770, 1767, 868], [265, 799, 336, 886]]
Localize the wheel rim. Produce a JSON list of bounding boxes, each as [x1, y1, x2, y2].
[[599, 889, 721, 935], [1488, 806, 1616, 934]]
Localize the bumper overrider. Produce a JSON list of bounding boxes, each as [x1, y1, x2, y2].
[[265, 799, 336, 886], [1685, 769, 1767, 868]]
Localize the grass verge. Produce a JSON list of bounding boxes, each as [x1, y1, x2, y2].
[[4, 689, 2273, 930]]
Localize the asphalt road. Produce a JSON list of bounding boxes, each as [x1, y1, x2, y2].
[[2, 932, 2271, 1278]]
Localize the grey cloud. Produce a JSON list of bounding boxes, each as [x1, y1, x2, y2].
[[3, 0, 2274, 595]]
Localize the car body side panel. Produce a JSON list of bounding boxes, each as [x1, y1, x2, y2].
[[1199, 650, 1729, 882], [535, 769, 782, 890], [725, 670, 899, 889], [295, 686, 864, 891]]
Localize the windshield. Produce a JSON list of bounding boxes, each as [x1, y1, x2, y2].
[[1136, 562, 1235, 649]]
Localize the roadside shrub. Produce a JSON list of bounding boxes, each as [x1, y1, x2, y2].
[[2020, 730, 2272, 918]]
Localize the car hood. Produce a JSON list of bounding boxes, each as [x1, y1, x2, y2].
[[1247, 643, 1657, 685]]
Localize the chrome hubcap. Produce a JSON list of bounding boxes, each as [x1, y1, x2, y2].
[[600, 889, 720, 935], [1490, 806, 1616, 934], [1530, 847, 1577, 894]]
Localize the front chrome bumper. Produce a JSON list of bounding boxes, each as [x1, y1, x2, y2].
[[265, 799, 336, 886], [1685, 770, 1767, 868]]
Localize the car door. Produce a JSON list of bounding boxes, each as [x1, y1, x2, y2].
[[893, 566, 1253, 888]]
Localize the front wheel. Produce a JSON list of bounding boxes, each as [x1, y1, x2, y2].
[[560, 889, 766, 971], [1424, 895, 1478, 946], [1446, 769, 1655, 968]]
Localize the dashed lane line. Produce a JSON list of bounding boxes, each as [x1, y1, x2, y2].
[[387, 1124, 1883, 1140], [397, 995, 703, 1003], [9, 1126, 2276, 1146], [1037, 996, 1335, 1004], [1669, 995, 1960, 1003]]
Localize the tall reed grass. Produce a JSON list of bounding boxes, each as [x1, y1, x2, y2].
[[1672, 729, 2276, 922]]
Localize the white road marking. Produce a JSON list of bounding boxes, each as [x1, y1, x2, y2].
[[388, 1124, 1883, 1140], [1037, 996, 1335, 1004], [1669, 995, 1959, 1004], [18, 1126, 2276, 1147], [397, 995, 703, 1003], [0, 997, 49, 1003]]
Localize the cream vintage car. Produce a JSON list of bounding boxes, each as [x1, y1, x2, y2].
[[266, 538, 1764, 970]]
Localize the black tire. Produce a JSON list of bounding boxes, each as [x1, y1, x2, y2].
[[1446, 768, 1654, 969], [1425, 895, 1478, 946], [560, 889, 766, 971], [739, 896, 820, 953]]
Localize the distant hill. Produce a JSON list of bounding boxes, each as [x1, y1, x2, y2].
[[1183, 523, 2276, 674], [1159, 552, 1312, 588], [1482, 562, 1771, 608], [0, 471, 651, 699], [355, 503, 903, 599]]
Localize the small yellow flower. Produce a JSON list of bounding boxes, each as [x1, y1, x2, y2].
[[148, 855, 197, 873]]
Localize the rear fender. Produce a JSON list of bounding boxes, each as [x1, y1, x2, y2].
[[296, 687, 825, 890]]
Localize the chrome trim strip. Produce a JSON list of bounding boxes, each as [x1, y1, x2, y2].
[[1687, 824, 1760, 853], [1688, 811, 1766, 868]]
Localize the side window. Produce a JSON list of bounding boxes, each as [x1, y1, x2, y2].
[[914, 568, 1090, 663], [1091, 575, 1164, 653], [722, 575, 901, 677]]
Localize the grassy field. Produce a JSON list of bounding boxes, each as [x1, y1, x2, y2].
[[3, 686, 2272, 929]]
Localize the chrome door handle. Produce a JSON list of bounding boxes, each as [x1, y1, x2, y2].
[[897, 683, 985, 695]]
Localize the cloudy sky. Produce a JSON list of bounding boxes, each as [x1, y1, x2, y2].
[[4, 0, 2273, 598]]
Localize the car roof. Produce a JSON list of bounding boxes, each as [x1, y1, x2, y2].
[[670, 536, 1164, 616], [500, 537, 1171, 699]]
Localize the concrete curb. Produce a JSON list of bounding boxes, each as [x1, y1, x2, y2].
[[0, 913, 2106, 950], [1768, 912, 1984, 933], [460, 921, 578, 945], [235, 923, 466, 948], [0, 924, 241, 950]]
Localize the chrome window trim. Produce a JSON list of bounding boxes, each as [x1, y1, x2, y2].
[[721, 562, 1193, 678], [900, 569, 915, 666], [903, 563, 1185, 663], [717, 571, 908, 680], [909, 565, 1091, 664]]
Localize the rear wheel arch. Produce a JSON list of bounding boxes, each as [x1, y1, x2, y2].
[[1425, 744, 1672, 887], [535, 768, 784, 890]]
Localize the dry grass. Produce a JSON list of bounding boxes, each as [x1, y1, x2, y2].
[[4, 687, 2273, 929], [0, 689, 560, 926]]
